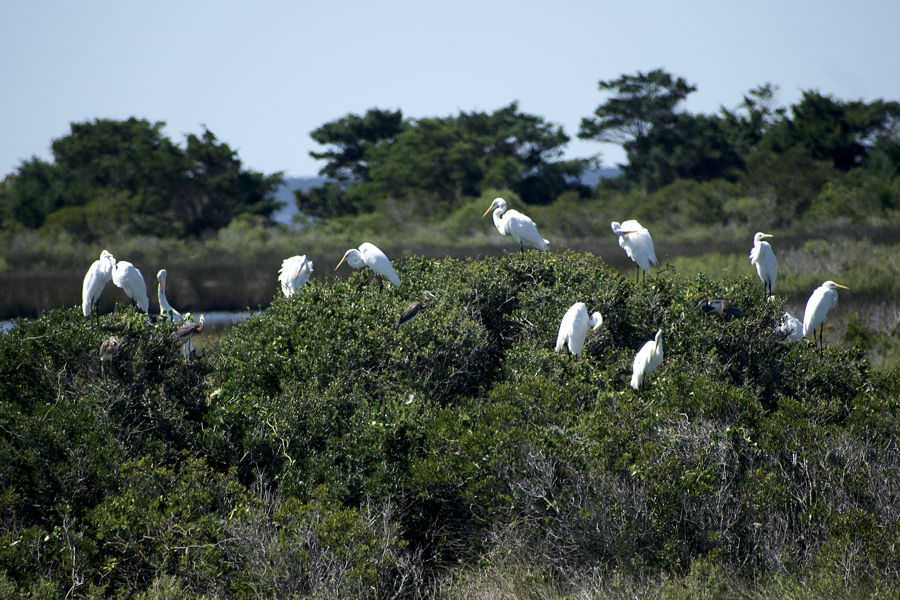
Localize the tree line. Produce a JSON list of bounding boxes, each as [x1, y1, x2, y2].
[[2, 68, 899, 241]]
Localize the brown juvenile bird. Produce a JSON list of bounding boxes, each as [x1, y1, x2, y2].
[[99, 336, 119, 377], [172, 314, 205, 358], [696, 299, 744, 318], [395, 291, 437, 330]]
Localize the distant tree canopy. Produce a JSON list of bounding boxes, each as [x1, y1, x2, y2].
[[579, 69, 900, 194], [0, 118, 284, 240], [296, 103, 590, 218]]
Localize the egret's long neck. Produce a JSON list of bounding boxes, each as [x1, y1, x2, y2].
[[492, 207, 506, 233]]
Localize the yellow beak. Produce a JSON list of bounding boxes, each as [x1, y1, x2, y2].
[[335, 256, 347, 271], [482, 206, 493, 218], [835, 284, 849, 290]]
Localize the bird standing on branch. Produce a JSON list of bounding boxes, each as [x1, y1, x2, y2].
[[631, 329, 663, 392], [396, 291, 437, 329], [750, 232, 777, 295], [336, 243, 400, 292], [172, 314, 205, 358], [555, 302, 603, 356], [611, 220, 657, 282], [112, 261, 150, 313], [82, 250, 116, 330], [279, 255, 314, 297], [803, 281, 849, 351], [483, 198, 549, 253]]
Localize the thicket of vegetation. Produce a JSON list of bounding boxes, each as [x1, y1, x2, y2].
[[1, 251, 900, 599]]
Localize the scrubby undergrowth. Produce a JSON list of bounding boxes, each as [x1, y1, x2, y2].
[[1, 251, 899, 599]]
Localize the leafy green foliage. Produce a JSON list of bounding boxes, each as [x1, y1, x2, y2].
[[0, 118, 284, 240]]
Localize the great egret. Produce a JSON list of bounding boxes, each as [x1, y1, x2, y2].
[[611, 221, 658, 282], [172, 314, 205, 358], [112, 261, 150, 313], [631, 329, 663, 392], [767, 295, 803, 343], [555, 302, 603, 356], [482, 198, 549, 253], [335, 243, 400, 292], [750, 232, 777, 294], [82, 250, 116, 330], [803, 281, 849, 350], [279, 255, 314, 297], [157, 269, 181, 320], [696, 299, 744, 318], [99, 336, 119, 377], [396, 291, 437, 329]]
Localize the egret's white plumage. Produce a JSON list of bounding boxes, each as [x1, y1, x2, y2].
[[483, 198, 549, 252], [750, 232, 777, 294], [336, 243, 400, 291], [279, 255, 314, 297], [555, 302, 603, 356], [82, 250, 116, 325], [157, 269, 181, 318], [611, 221, 657, 281], [112, 261, 150, 313], [803, 281, 849, 349], [779, 312, 805, 343], [631, 329, 663, 391]]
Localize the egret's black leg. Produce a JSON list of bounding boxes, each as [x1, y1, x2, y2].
[[519, 241, 525, 253], [377, 274, 384, 293]]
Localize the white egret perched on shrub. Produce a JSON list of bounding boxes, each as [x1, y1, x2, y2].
[[555, 302, 603, 356], [767, 295, 803, 343], [482, 197, 549, 253], [335, 243, 400, 292], [82, 249, 117, 330], [157, 269, 181, 320], [750, 232, 777, 294], [395, 291, 437, 329], [611, 221, 657, 283], [279, 255, 314, 297], [112, 261, 150, 313], [631, 329, 663, 392], [803, 281, 849, 350], [172, 314, 205, 358]]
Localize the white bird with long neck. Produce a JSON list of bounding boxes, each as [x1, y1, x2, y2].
[[750, 232, 777, 295], [555, 302, 603, 356], [611, 220, 657, 282], [803, 281, 849, 350], [157, 269, 181, 320], [631, 329, 663, 392], [112, 261, 150, 313], [279, 255, 314, 297], [82, 249, 116, 330], [335, 243, 400, 292], [483, 198, 549, 253]]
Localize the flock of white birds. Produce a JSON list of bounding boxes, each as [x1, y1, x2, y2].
[[81, 197, 849, 390]]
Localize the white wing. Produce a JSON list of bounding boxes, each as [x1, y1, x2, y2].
[[618, 220, 657, 271], [505, 210, 549, 251], [359, 243, 400, 287], [82, 255, 115, 316], [556, 302, 588, 355], [802, 286, 837, 337], [113, 262, 150, 313], [279, 255, 313, 297], [751, 242, 777, 291]]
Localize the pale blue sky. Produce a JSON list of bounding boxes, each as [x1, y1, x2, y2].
[[2, 0, 898, 179]]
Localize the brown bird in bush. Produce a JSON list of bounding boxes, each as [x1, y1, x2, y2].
[[172, 314, 205, 358], [396, 291, 437, 330], [696, 299, 743, 318], [99, 336, 119, 377]]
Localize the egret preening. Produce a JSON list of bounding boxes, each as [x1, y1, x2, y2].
[[696, 299, 744, 318], [555, 302, 603, 356], [482, 198, 549, 253], [157, 269, 181, 320], [767, 295, 804, 343], [611, 221, 657, 282], [99, 336, 119, 377], [396, 291, 437, 329], [803, 281, 849, 350], [82, 250, 116, 330], [335, 243, 400, 292], [631, 329, 663, 392], [112, 261, 150, 313], [279, 255, 314, 297], [172, 314, 205, 358], [750, 232, 777, 295]]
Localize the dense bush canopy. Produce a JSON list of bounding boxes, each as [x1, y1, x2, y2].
[[1, 251, 898, 598]]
